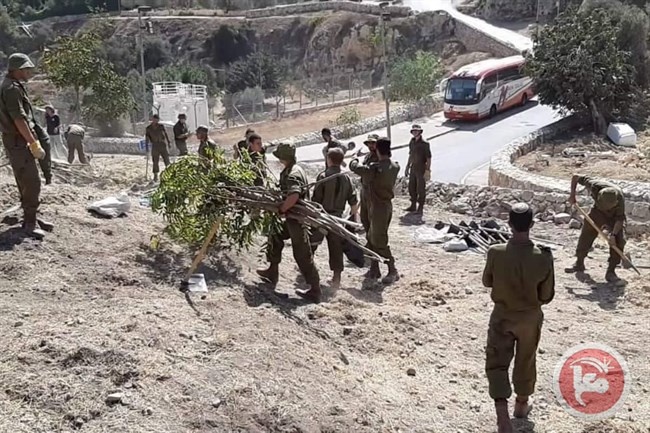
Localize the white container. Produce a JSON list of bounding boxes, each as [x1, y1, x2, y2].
[[607, 123, 637, 147]]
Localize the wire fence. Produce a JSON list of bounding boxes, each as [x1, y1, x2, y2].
[[220, 70, 376, 128]]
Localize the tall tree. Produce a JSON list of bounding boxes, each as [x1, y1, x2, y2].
[[84, 68, 136, 136], [526, 8, 638, 133], [42, 32, 104, 120], [389, 51, 443, 103]]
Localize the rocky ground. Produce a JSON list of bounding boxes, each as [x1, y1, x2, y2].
[[1, 160, 649, 433], [516, 131, 650, 183]]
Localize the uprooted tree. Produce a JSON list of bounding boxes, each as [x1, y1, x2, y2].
[[150, 150, 383, 261], [526, 7, 643, 134]]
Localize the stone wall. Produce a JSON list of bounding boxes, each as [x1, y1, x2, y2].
[[270, 94, 444, 148], [85, 137, 143, 156], [244, 1, 411, 18], [488, 116, 650, 223], [452, 17, 521, 57]]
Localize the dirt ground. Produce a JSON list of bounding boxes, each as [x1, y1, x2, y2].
[[1, 159, 649, 433], [211, 99, 395, 147], [516, 131, 650, 182]]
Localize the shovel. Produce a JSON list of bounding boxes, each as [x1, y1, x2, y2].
[[179, 217, 224, 293], [574, 204, 641, 276]]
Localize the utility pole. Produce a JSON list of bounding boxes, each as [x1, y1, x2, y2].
[[138, 6, 152, 122], [535, 0, 540, 41], [379, 2, 391, 140]]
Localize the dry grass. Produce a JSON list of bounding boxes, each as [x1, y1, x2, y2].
[[0, 159, 649, 432], [516, 131, 650, 182]]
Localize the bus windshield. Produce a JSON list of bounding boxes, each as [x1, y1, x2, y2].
[[445, 78, 478, 105]]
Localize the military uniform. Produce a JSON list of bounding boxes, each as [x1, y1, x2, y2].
[[311, 165, 358, 273], [350, 153, 399, 280], [482, 240, 555, 401], [575, 176, 626, 270], [359, 135, 379, 233], [173, 120, 189, 156], [145, 123, 171, 176], [406, 135, 431, 211], [0, 55, 44, 235], [65, 124, 88, 164], [248, 147, 267, 187], [198, 137, 218, 159]]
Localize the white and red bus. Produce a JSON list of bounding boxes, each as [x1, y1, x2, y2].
[[443, 55, 534, 121]]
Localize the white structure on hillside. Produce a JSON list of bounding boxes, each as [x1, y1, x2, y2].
[[152, 82, 209, 131]]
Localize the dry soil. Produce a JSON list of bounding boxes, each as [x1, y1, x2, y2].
[[0, 160, 649, 433]]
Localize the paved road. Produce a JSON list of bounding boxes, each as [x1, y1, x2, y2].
[[268, 102, 560, 184]]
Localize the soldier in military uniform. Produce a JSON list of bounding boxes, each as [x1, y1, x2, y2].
[[311, 147, 359, 288], [145, 114, 171, 181], [64, 123, 88, 164], [321, 127, 347, 168], [567, 174, 627, 283], [173, 113, 191, 156], [257, 143, 321, 302], [404, 124, 431, 214], [349, 137, 400, 284], [196, 125, 217, 159], [359, 134, 379, 233], [482, 203, 555, 433], [234, 128, 255, 160], [0, 53, 52, 239], [247, 133, 267, 187]]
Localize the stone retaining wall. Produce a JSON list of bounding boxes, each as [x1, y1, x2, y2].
[[488, 116, 650, 222], [244, 1, 411, 18], [270, 94, 444, 148], [85, 137, 143, 156], [452, 16, 521, 58]]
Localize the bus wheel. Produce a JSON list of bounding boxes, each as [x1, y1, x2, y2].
[[521, 93, 528, 106], [489, 105, 497, 118]]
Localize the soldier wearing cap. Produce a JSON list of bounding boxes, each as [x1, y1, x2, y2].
[[349, 137, 400, 284], [196, 125, 217, 160], [482, 202, 555, 433], [567, 174, 627, 283], [173, 113, 191, 156], [359, 133, 379, 233], [404, 124, 431, 214], [311, 147, 359, 288], [0, 53, 53, 239], [257, 142, 321, 302], [145, 114, 171, 182]]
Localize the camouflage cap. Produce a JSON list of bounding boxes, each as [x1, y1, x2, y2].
[[273, 142, 296, 161], [597, 187, 619, 210], [196, 125, 209, 133], [8, 53, 35, 71], [364, 133, 379, 144]]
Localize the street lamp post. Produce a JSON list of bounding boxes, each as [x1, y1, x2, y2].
[[138, 6, 152, 122], [379, 2, 391, 140]]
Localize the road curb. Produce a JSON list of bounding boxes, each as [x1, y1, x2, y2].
[[460, 161, 490, 185]]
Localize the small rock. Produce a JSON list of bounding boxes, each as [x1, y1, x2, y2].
[[339, 352, 350, 365], [465, 288, 473, 295], [211, 399, 222, 408], [437, 404, 446, 410], [179, 331, 192, 339], [343, 327, 353, 336], [142, 407, 153, 416], [13, 321, 24, 327], [569, 218, 582, 229], [553, 213, 572, 224], [76, 317, 85, 325], [406, 368, 416, 376], [105, 393, 123, 404], [538, 348, 546, 354], [73, 418, 84, 428]]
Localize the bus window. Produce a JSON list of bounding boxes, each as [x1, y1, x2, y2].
[[498, 67, 521, 84], [480, 74, 497, 99], [445, 78, 478, 104]]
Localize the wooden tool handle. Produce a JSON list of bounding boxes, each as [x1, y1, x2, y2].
[[183, 217, 223, 281]]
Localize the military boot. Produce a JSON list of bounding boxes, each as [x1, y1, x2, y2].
[[565, 257, 586, 273], [331, 271, 342, 289], [37, 218, 54, 232], [23, 218, 45, 240], [296, 283, 322, 303], [495, 399, 514, 433], [605, 264, 621, 284], [364, 261, 381, 279], [153, 173, 159, 182], [257, 263, 279, 285], [404, 202, 416, 212], [513, 396, 532, 418], [416, 203, 424, 214], [382, 261, 400, 284]]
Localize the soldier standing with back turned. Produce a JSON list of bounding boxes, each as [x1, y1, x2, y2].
[[0, 53, 53, 239], [404, 124, 431, 214], [349, 137, 400, 284], [482, 203, 555, 433]]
